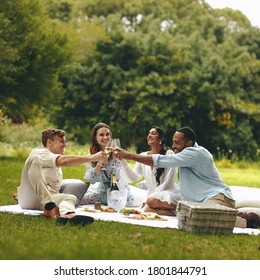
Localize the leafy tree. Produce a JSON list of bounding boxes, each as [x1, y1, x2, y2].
[[51, 0, 260, 159], [46, 0, 73, 22], [2, 0, 258, 158], [0, 0, 71, 122]]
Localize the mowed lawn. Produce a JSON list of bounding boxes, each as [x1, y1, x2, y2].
[[0, 157, 259, 260]]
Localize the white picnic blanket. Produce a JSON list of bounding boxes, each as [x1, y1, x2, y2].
[[0, 204, 259, 236]]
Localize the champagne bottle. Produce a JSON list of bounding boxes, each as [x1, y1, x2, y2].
[[110, 174, 120, 191]]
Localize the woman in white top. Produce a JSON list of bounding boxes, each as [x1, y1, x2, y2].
[[121, 126, 180, 216], [82, 123, 145, 206]]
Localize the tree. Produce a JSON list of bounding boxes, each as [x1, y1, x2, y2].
[[52, 0, 259, 159], [0, 0, 71, 122]]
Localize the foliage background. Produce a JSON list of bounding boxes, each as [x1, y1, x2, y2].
[[0, 0, 259, 160]]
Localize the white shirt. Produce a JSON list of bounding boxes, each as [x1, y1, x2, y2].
[[121, 149, 178, 199]]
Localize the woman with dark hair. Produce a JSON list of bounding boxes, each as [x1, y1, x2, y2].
[[121, 126, 180, 216], [81, 123, 145, 206]]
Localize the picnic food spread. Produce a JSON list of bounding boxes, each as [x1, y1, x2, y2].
[[129, 212, 167, 221], [82, 207, 167, 220], [119, 208, 141, 215], [83, 206, 116, 213]]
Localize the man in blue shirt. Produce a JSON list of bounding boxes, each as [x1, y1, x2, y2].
[[115, 127, 250, 227], [116, 127, 234, 206]]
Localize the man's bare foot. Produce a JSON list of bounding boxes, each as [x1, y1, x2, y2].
[[12, 193, 18, 202], [43, 206, 60, 219]]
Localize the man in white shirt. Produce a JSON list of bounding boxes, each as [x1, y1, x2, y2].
[[18, 128, 106, 226]]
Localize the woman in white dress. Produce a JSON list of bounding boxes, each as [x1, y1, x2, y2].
[[121, 126, 180, 216], [81, 123, 145, 206]]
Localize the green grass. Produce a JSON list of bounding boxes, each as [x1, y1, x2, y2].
[[0, 157, 260, 260], [218, 167, 260, 188]]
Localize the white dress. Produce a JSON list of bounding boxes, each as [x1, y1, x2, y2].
[[121, 150, 180, 209], [83, 157, 146, 207]]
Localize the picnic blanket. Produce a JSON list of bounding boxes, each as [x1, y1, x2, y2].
[[0, 203, 259, 236]]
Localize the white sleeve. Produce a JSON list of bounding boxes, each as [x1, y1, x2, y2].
[[84, 161, 95, 180], [120, 159, 143, 183], [153, 150, 176, 192]]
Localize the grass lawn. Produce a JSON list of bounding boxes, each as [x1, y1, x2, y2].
[[0, 157, 260, 260], [218, 167, 260, 189]]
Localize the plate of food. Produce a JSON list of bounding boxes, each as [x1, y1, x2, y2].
[[82, 206, 116, 213], [128, 212, 167, 221], [119, 208, 141, 216], [100, 206, 117, 212], [82, 207, 101, 213]]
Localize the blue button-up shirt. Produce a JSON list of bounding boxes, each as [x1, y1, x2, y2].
[[152, 143, 234, 202]]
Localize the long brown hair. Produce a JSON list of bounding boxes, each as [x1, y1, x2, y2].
[[90, 123, 111, 154]]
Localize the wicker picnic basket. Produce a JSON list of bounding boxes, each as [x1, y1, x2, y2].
[[176, 201, 238, 234]]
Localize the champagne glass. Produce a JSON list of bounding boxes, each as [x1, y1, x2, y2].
[[111, 138, 121, 169], [112, 138, 121, 150], [100, 140, 113, 170], [104, 140, 113, 157]]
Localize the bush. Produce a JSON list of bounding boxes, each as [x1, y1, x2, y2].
[[0, 116, 90, 157], [0, 116, 49, 157], [0, 116, 259, 169]]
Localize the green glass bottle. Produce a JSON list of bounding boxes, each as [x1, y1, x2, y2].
[[110, 174, 120, 191]]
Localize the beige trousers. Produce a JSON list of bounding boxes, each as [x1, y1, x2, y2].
[[18, 155, 76, 216], [204, 193, 246, 228], [204, 193, 235, 208]]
